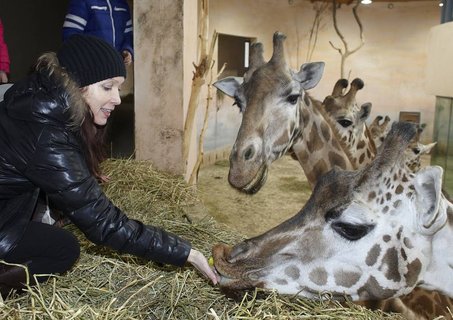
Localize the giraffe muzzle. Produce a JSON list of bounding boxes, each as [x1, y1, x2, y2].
[[228, 163, 268, 194], [211, 243, 261, 290]]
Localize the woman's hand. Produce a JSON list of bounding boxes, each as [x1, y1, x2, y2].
[[96, 174, 110, 184], [122, 50, 132, 66], [187, 249, 219, 285], [0, 71, 8, 84]]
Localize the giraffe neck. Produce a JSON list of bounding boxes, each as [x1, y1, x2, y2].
[[422, 197, 453, 297], [349, 125, 377, 168], [290, 98, 356, 188]]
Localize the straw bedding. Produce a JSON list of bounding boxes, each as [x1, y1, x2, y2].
[[0, 159, 403, 319]]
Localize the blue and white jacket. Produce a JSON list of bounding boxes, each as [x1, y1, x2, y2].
[[63, 0, 133, 57]]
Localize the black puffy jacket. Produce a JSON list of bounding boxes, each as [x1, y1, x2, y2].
[[0, 58, 191, 266]]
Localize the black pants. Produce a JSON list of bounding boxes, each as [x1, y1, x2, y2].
[[3, 222, 80, 281]]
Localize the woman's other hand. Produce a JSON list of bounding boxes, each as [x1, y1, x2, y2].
[[0, 71, 8, 83]]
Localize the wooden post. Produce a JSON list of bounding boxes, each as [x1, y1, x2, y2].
[[188, 63, 226, 185], [182, 0, 218, 183]]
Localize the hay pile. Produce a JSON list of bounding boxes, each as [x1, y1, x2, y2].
[[0, 159, 403, 319]]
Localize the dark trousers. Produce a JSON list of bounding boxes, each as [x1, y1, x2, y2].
[[3, 221, 80, 281]]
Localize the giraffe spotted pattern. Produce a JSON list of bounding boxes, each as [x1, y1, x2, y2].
[[212, 122, 453, 319]]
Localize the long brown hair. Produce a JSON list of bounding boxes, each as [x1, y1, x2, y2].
[[36, 52, 108, 180], [79, 108, 108, 180]]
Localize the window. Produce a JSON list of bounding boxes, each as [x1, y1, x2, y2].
[[218, 34, 255, 77]]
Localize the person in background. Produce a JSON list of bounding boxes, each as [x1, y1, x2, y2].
[[0, 18, 10, 83], [0, 35, 217, 299], [62, 0, 133, 66]]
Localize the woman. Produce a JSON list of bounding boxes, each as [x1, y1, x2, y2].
[[0, 34, 217, 298]]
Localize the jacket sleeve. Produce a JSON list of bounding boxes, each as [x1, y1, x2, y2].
[[24, 127, 191, 267], [0, 19, 10, 73], [121, 4, 133, 57], [62, 0, 89, 41]]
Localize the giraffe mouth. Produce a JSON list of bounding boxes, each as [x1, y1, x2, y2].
[[240, 164, 268, 194], [211, 243, 261, 290]]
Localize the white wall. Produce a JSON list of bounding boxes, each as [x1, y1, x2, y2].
[[426, 21, 453, 98]]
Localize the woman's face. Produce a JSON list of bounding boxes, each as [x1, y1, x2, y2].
[[82, 76, 125, 126]]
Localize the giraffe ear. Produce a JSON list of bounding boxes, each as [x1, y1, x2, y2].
[[414, 166, 446, 235], [358, 103, 372, 122], [213, 77, 243, 98], [419, 142, 437, 155], [295, 62, 325, 90]]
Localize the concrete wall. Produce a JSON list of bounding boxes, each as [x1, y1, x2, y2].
[[426, 21, 453, 97], [134, 0, 198, 175], [203, 0, 441, 157]]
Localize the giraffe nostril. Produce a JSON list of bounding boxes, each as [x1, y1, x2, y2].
[[243, 145, 255, 161], [228, 241, 250, 262]]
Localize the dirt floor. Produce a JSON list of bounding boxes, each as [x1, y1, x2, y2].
[[196, 155, 312, 238]]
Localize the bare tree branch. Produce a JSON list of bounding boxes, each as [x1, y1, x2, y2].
[[329, 40, 342, 54], [188, 62, 226, 185], [330, 0, 365, 78], [307, 2, 329, 62], [348, 0, 365, 56], [183, 0, 220, 182]]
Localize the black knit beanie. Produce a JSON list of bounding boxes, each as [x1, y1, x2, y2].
[[57, 34, 126, 87]]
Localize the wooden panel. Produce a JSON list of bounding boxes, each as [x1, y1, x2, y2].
[[399, 111, 421, 124], [399, 111, 421, 141]]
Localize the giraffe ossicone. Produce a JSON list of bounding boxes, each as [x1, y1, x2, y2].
[[212, 121, 453, 303]]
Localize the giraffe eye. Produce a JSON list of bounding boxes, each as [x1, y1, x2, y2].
[[337, 119, 353, 128], [332, 222, 374, 241], [287, 94, 300, 105], [412, 147, 420, 155]]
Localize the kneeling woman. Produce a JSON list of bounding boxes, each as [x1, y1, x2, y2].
[[0, 35, 217, 298]]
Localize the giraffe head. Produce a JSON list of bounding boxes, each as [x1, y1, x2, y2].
[[323, 79, 370, 136], [214, 32, 324, 194], [322, 78, 375, 167], [212, 122, 449, 301], [370, 118, 435, 173], [369, 115, 391, 148], [405, 141, 437, 172]]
